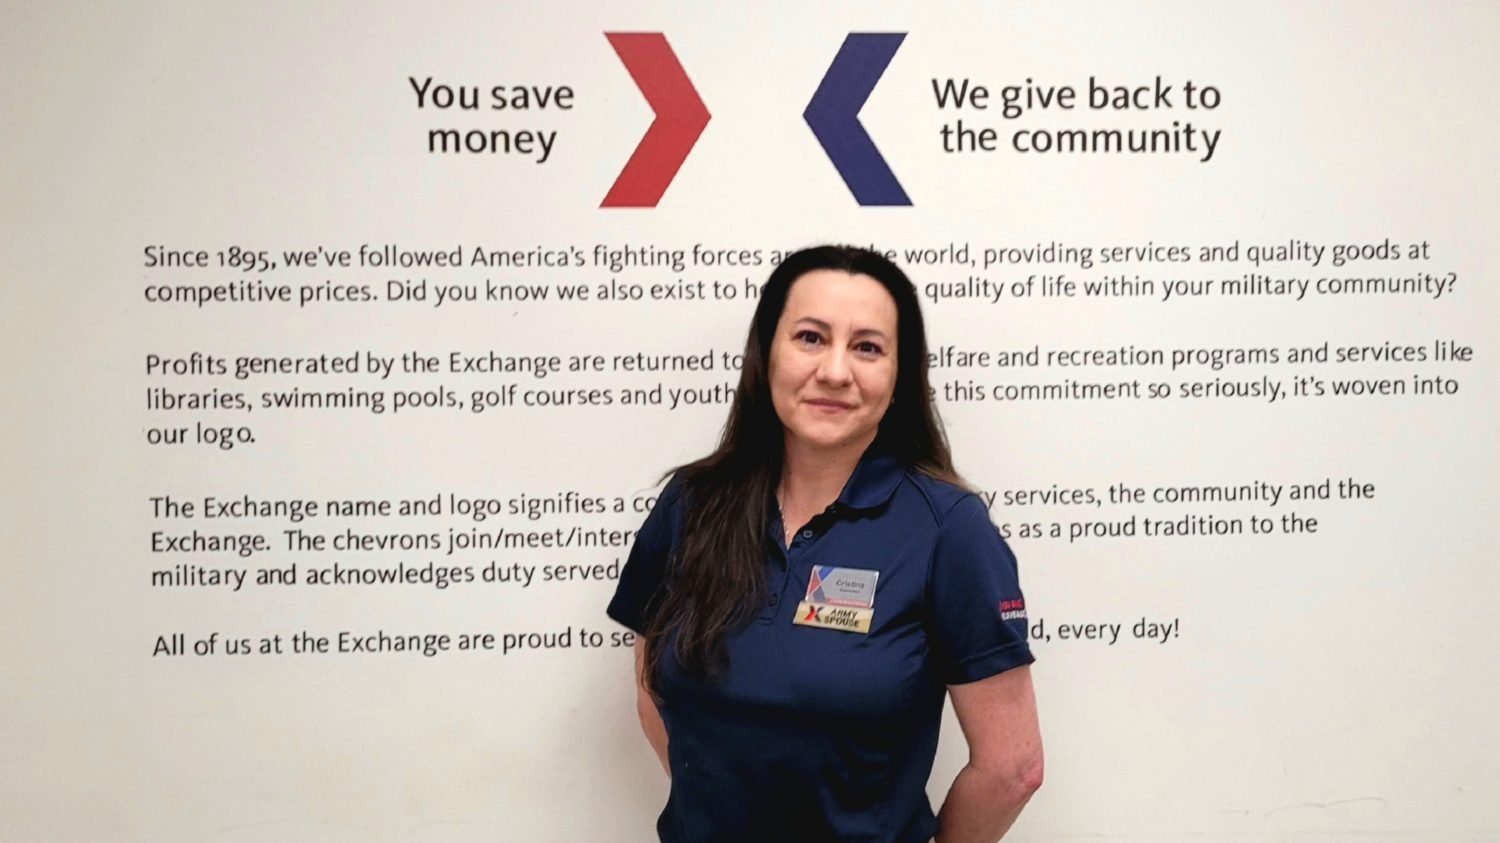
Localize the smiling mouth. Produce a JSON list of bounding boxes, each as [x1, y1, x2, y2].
[[806, 399, 852, 410]]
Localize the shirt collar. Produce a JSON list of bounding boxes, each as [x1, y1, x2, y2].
[[831, 441, 907, 511], [768, 443, 907, 538]]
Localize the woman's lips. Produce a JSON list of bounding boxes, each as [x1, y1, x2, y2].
[[806, 399, 852, 411]]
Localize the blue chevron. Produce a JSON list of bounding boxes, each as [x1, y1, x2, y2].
[[804, 33, 911, 206]]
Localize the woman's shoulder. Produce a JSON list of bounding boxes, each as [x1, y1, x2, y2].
[[655, 456, 728, 511], [899, 467, 986, 528], [654, 470, 689, 512]]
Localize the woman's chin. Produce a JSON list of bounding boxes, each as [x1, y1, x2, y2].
[[786, 422, 874, 452]]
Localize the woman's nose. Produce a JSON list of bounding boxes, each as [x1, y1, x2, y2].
[[816, 347, 852, 385]]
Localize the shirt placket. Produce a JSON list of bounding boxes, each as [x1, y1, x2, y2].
[[761, 504, 840, 624]]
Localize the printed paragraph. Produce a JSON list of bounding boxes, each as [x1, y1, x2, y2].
[[137, 237, 1461, 309], [977, 475, 1377, 543], [139, 335, 1476, 449], [145, 488, 666, 660], [150, 625, 633, 659]]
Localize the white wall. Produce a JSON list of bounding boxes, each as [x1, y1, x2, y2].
[[3, 2, 1497, 840]]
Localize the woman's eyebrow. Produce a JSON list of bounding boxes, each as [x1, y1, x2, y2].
[[793, 316, 889, 340]]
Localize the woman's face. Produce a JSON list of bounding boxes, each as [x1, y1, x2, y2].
[[768, 269, 899, 454]]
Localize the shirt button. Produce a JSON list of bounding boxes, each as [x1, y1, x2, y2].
[[801, 529, 813, 539], [768, 593, 780, 605]]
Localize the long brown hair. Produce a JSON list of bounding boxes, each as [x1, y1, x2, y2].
[[642, 245, 964, 695]]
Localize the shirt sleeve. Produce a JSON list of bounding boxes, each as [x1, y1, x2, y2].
[[926, 493, 1035, 685], [605, 474, 684, 634]]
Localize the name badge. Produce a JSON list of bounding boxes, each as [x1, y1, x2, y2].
[[793, 566, 878, 634]]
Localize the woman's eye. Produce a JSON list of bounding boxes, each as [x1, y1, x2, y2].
[[794, 330, 823, 345], [856, 341, 883, 355]]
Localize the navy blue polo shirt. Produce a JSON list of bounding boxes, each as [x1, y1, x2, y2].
[[607, 443, 1033, 843]]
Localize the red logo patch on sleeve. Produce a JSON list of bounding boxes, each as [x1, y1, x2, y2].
[[999, 598, 1027, 621]]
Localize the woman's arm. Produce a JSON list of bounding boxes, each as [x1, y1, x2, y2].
[[633, 638, 670, 777], [935, 664, 1043, 843]]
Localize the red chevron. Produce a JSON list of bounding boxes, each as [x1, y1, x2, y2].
[[603, 33, 710, 207]]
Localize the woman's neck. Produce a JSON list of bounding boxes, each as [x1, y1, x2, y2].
[[778, 432, 876, 521]]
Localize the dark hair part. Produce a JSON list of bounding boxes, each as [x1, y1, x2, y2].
[[641, 244, 965, 695]]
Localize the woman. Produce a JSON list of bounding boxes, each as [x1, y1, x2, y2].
[[607, 245, 1042, 843]]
